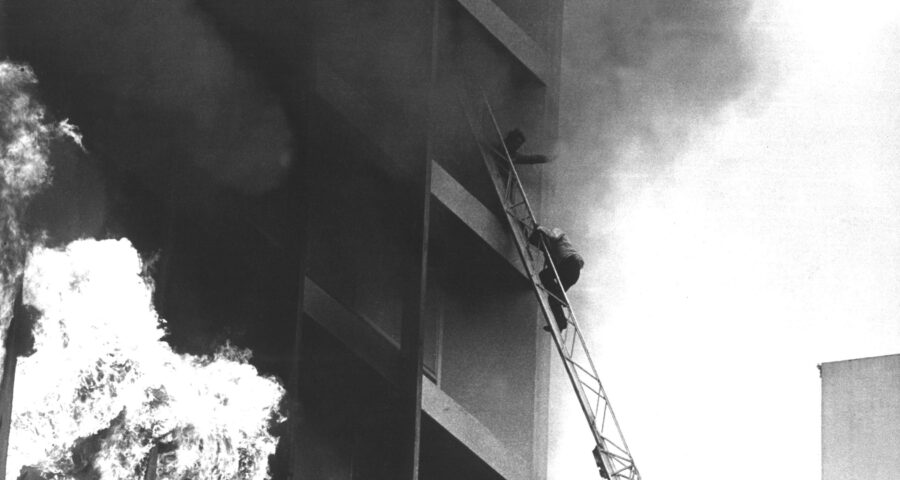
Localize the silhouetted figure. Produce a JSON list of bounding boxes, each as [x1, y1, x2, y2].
[[529, 225, 584, 331], [502, 128, 552, 165]]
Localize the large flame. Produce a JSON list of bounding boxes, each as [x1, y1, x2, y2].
[[1, 61, 285, 479], [1, 62, 50, 361], [0, 61, 81, 377], [7, 239, 285, 480]]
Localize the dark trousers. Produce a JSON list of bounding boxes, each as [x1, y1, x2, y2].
[[539, 256, 581, 330]]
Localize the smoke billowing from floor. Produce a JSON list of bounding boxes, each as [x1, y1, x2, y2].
[[2, 0, 294, 218], [9, 239, 284, 480], [554, 0, 767, 224]]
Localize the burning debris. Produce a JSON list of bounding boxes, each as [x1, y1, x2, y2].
[[8, 239, 285, 480]]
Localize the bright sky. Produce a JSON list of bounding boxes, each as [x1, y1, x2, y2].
[[551, 1, 900, 479]]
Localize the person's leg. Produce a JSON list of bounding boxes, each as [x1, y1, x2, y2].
[[540, 266, 568, 330], [550, 300, 567, 331], [557, 256, 582, 291], [550, 257, 583, 330]]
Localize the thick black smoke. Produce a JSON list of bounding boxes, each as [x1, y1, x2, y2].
[[1, 0, 294, 232], [552, 0, 765, 225]]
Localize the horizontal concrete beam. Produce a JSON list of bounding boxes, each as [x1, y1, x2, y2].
[[303, 278, 526, 480], [423, 378, 530, 480], [430, 162, 526, 278], [454, 0, 551, 84], [304, 279, 401, 384]]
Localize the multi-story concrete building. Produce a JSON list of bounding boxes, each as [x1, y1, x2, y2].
[[821, 354, 900, 480], [2, 0, 565, 478]]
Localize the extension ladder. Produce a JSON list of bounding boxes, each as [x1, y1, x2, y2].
[[458, 91, 641, 480]]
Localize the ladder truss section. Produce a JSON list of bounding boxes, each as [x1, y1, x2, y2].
[[456, 89, 641, 480]]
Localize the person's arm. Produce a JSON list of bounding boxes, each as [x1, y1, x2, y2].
[[513, 153, 552, 165], [529, 225, 561, 247], [546, 227, 565, 241], [528, 225, 548, 247]]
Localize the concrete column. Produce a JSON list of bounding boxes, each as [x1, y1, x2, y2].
[[399, 1, 441, 478], [287, 2, 315, 479]]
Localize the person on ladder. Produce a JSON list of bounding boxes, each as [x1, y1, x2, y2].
[[528, 225, 584, 332], [502, 128, 553, 165]]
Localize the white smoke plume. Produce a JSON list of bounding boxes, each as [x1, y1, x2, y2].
[[546, 2, 774, 477], [9, 239, 285, 480], [0, 61, 80, 376]]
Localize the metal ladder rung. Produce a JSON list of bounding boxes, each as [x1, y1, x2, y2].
[[579, 380, 603, 402], [506, 199, 528, 212], [535, 285, 569, 306], [611, 465, 636, 476], [602, 448, 633, 463], [565, 357, 601, 385], [510, 214, 532, 227]]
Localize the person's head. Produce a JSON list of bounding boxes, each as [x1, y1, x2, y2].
[[504, 128, 526, 154]]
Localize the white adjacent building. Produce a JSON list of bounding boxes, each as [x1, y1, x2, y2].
[[821, 354, 900, 480]]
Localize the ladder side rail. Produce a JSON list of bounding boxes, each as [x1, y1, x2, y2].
[[483, 94, 639, 469], [497, 164, 641, 480], [567, 312, 632, 444], [560, 298, 611, 413], [488, 133, 641, 480], [481, 93, 540, 227], [480, 93, 607, 387], [473, 115, 597, 406], [475, 117, 621, 480], [457, 89, 639, 480], [479, 97, 581, 331], [480, 96, 616, 430], [547, 253, 638, 476], [482, 105, 638, 480], [564, 305, 637, 461]]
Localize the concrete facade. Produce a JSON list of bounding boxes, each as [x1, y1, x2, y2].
[[821, 354, 900, 480], [0, 0, 564, 478], [293, 1, 563, 477]]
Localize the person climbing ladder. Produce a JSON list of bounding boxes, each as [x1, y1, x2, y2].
[[528, 225, 584, 331]]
